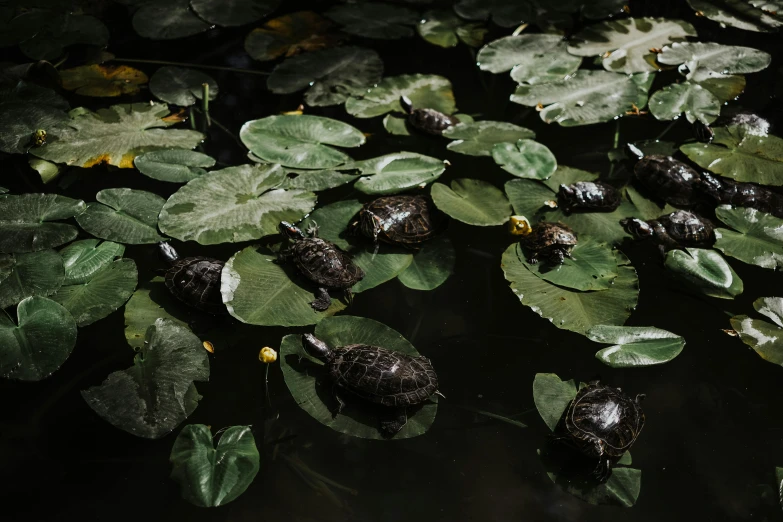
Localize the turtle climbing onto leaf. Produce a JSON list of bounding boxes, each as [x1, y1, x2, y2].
[[349, 194, 445, 249], [158, 242, 226, 314], [519, 222, 578, 265], [621, 210, 714, 254], [278, 221, 364, 311], [557, 181, 621, 213], [400, 95, 459, 136], [302, 333, 441, 437]]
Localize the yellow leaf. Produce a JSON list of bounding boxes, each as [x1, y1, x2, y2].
[[60, 65, 148, 97]]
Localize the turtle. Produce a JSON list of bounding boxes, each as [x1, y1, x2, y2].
[[550, 381, 646, 483], [557, 181, 621, 213], [698, 172, 783, 219], [621, 210, 715, 253], [520, 222, 578, 265], [349, 194, 444, 248], [633, 155, 702, 206], [400, 95, 459, 135], [278, 221, 364, 311], [302, 333, 441, 436], [158, 242, 226, 314]]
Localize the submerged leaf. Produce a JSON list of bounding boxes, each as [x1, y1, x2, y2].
[[588, 325, 685, 367], [149, 66, 219, 107], [664, 248, 743, 299], [345, 74, 455, 118], [0, 249, 64, 310], [134, 149, 215, 183], [76, 188, 166, 244], [190, 0, 280, 27], [532, 373, 577, 431], [325, 3, 418, 39], [0, 193, 85, 253], [244, 11, 337, 62], [492, 139, 557, 180], [398, 236, 455, 291], [443, 120, 535, 157], [417, 9, 486, 48], [431, 178, 512, 226], [713, 206, 783, 269], [60, 65, 148, 97]]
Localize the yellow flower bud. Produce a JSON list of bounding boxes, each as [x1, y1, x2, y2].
[[259, 346, 277, 364], [509, 215, 532, 236]]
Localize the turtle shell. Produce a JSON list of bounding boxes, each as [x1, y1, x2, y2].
[[558, 181, 621, 213], [164, 257, 226, 314], [521, 222, 577, 263], [634, 155, 701, 206], [355, 195, 442, 246], [408, 108, 459, 136], [660, 210, 715, 245], [327, 344, 438, 407], [291, 237, 364, 289]]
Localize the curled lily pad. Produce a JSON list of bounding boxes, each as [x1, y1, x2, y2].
[[477, 35, 581, 85], [244, 11, 337, 62], [685, 0, 782, 33], [664, 248, 743, 299], [325, 3, 418, 39], [417, 9, 486, 48], [59, 239, 125, 285], [397, 236, 455, 291], [492, 139, 557, 180], [532, 373, 577, 431], [521, 238, 619, 291], [134, 149, 215, 183], [190, 0, 280, 27], [28, 158, 60, 184], [159, 164, 316, 245], [59, 65, 148, 97], [348, 152, 446, 195], [279, 315, 437, 439], [453, 0, 534, 28], [713, 206, 783, 269], [587, 325, 685, 368], [431, 178, 512, 226], [0, 249, 64, 309], [756, 296, 783, 327], [81, 318, 210, 439], [0, 296, 77, 381], [132, 0, 210, 40], [0, 193, 85, 253], [658, 42, 771, 79], [170, 425, 260, 508], [649, 82, 721, 125], [730, 298, 783, 366], [345, 74, 455, 119], [443, 121, 535, 157], [149, 67, 219, 107], [76, 188, 166, 245]]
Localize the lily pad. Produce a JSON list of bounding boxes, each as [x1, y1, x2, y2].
[[76, 188, 166, 245], [134, 149, 215, 183], [267, 46, 383, 107], [149, 67, 219, 107], [685, 0, 782, 33], [492, 139, 557, 180], [417, 9, 486, 48], [658, 42, 771, 79], [31, 102, 205, 169], [0, 249, 64, 310], [81, 318, 210, 439], [279, 315, 437, 439], [0, 81, 69, 154], [532, 373, 577, 431], [159, 164, 316, 245], [587, 325, 685, 368], [349, 152, 446, 195], [511, 71, 654, 126], [299, 199, 363, 250], [696, 74, 746, 103], [59, 65, 148, 97], [325, 3, 418, 39], [477, 35, 581, 85], [244, 11, 337, 62], [124, 277, 189, 351], [756, 296, 783, 327], [625, 185, 677, 221], [431, 178, 512, 226], [649, 81, 721, 125], [170, 424, 260, 508], [132, 0, 211, 40], [383, 114, 411, 136], [28, 158, 60, 184], [345, 74, 455, 119], [0, 296, 77, 381], [9, 11, 109, 61], [279, 169, 359, 191], [521, 238, 619, 291], [59, 239, 125, 285], [240, 115, 365, 169], [453, 0, 534, 28], [567, 17, 696, 74], [397, 236, 455, 291], [664, 248, 743, 299], [713, 206, 783, 269], [730, 313, 783, 366], [443, 121, 535, 157], [0, 193, 85, 253], [190, 0, 280, 27], [351, 249, 413, 293]]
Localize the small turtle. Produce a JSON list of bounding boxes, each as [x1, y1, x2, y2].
[[302, 333, 441, 436], [278, 221, 364, 311], [349, 194, 443, 248], [633, 155, 701, 206], [558, 181, 621, 213], [621, 210, 715, 253], [400, 95, 459, 136], [698, 172, 783, 219], [520, 222, 578, 265], [158, 242, 226, 314], [551, 381, 645, 483]]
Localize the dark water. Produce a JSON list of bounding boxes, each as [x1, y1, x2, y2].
[[3, 1, 783, 521]]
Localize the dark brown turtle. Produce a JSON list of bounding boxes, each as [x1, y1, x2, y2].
[[621, 210, 715, 253], [278, 221, 364, 311], [698, 172, 783, 219], [400, 95, 459, 136], [302, 333, 441, 436], [633, 155, 701, 206], [551, 381, 645, 483], [158, 242, 226, 314], [557, 181, 621, 213], [349, 194, 443, 248], [520, 222, 578, 264]]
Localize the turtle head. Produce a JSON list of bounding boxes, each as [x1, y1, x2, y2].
[[620, 218, 653, 239], [302, 334, 334, 362], [400, 95, 414, 115], [279, 221, 305, 240], [635, 393, 647, 403], [158, 241, 179, 264]]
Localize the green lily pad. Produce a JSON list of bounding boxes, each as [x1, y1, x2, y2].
[[492, 139, 557, 180], [649, 81, 721, 125], [345, 74, 455, 119], [59, 239, 125, 285], [300, 199, 364, 250], [279, 315, 437, 439], [625, 185, 677, 221], [149, 66, 219, 107], [532, 373, 577, 431], [267, 46, 383, 107], [158, 164, 316, 245], [511, 71, 654, 126], [0, 296, 77, 381], [134, 149, 215, 183], [124, 277, 189, 351], [755, 296, 783, 327], [383, 114, 411, 136], [477, 35, 581, 85], [0, 249, 64, 309], [431, 178, 512, 226], [243, 11, 336, 62], [240, 115, 365, 169], [325, 3, 418, 39], [279, 169, 359, 192], [776, 467, 783, 508], [685, 0, 782, 33], [567, 17, 696, 74], [696, 74, 746, 103], [349, 152, 447, 195], [190, 0, 280, 27], [680, 126, 783, 186], [730, 313, 783, 366], [170, 424, 260, 508], [443, 121, 535, 157], [31, 102, 205, 169], [28, 158, 60, 184], [8, 11, 109, 61], [417, 9, 486, 48], [664, 248, 743, 299], [351, 248, 413, 293], [587, 325, 685, 368], [81, 318, 210, 439], [657, 42, 771, 79], [453, 0, 534, 28], [398, 236, 455, 291], [76, 188, 166, 245], [713, 206, 783, 269], [521, 238, 619, 291], [0, 81, 69, 154], [132, 0, 210, 40], [0, 193, 85, 253]]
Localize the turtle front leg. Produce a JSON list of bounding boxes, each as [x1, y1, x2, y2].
[[310, 288, 331, 311], [331, 388, 346, 417], [343, 288, 355, 306], [380, 407, 408, 437]]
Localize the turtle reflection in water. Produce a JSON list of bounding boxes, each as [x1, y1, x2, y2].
[[302, 333, 441, 436], [278, 221, 364, 311], [400, 95, 459, 135], [158, 242, 226, 314], [350, 194, 444, 249], [551, 381, 645, 483], [621, 210, 715, 254], [557, 181, 621, 213], [519, 222, 578, 265]]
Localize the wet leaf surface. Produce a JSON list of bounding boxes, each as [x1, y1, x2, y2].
[[431, 178, 512, 226], [190, 0, 280, 27], [664, 248, 743, 299], [76, 188, 166, 244], [345, 74, 455, 118], [477, 35, 581, 84], [492, 139, 557, 180], [658, 42, 771, 79], [0, 81, 69, 154], [124, 277, 189, 351], [649, 81, 721, 125], [0, 193, 84, 253], [325, 3, 418, 39], [397, 235, 455, 291], [349, 152, 446, 195], [417, 9, 486, 48], [59, 239, 125, 285], [521, 238, 619, 291], [134, 149, 215, 183], [686, 0, 782, 32], [132, 0, 210, 40], [532, 373, 577, 431], [443, 120, 535, 157], [0, 249, 64, 310], [587, 325, 685, 367], [714, 206, 783, 269]]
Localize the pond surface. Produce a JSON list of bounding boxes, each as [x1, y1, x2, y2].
[[3, 1, 783, 521]]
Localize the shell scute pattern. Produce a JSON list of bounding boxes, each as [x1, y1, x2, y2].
[[520, 222, 577, 264], [634, 155, 701, 206], [165, 257, 225, 314], [558, 181, 621, 213], [291, 237, 364, 289], [408, 108, 459, 136], [566, 386, 644, 457], [356, 195, 440, 246]]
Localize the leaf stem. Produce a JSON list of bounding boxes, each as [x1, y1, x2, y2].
[[110, 58, 271, 76], [201, 83, 211, 128]]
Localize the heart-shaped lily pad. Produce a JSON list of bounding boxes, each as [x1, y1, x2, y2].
[[59, 240, 125, 285], [492, 139, 557, 180], [76, 188, 166, 244], [0, 193, 85, 253], [0, 249, 64, 309], [431, 178, 512, 226], [713, 206, 783, 269], [731, 297, 783, 366], [345, 74, 455, 119], [347, 152, 447, 195]]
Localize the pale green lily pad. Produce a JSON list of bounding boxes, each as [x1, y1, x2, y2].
[[0, 249, 64, 309], [0, 193, 85, 253], [124, 277, 189, 351], [76, 188, 166, 245], [443, 121, 535, 157], [685, 0, 782, 33], [521, 238, 619, 291], [81, 318, 209, 439], [59, 239, 125, 285], [756, 296, 783, 327], [325, 3, 418, 39], [383, 114, 411, 136], [658, 42, 771, 79], [417, 9, 486, 48], [664, 248, 743, 299], [279, 170, 359, 192], [567, 17, 696, 74], [0, 188, 6, 194], [149, 67, 219, 107], [132, 0, 210, 40], [279, 315, 437, 439], [532, 373, 577, 431], [398, 236, 455, 291], [0, 296, 77, 381], [587, 325, 685, 368], [170, 424, 260, 508], [134, 149, 215, 183], [453, 0, 534, 27], [345, 74, 455, 119], [730, 313, 783, 366], [431, 178, 512, 226], [159, 164, 315, 245], [349, 152, 447, 195], [190, 0, 280, 27], [492, 139, 557, 180], [28, 157, 60, 184], [240, 115, 365, 169], [511, 71, 654, 127], [477, 35, 581, 85], [649, 82, 721, 125], [713, 206, 783, 269]]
